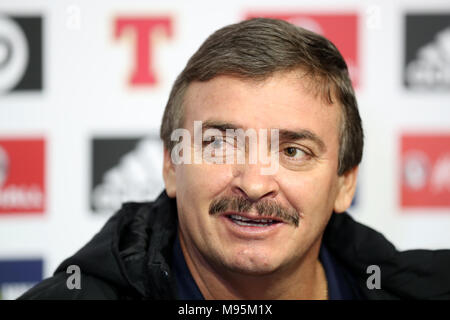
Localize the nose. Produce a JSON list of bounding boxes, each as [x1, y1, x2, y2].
[[231, 163, 279, 202]]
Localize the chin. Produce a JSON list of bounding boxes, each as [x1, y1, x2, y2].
[[223, 252, 282, 276], [226, 262, 280, 276]]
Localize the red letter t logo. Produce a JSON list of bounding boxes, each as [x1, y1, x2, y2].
[[115, 17, 173, 86]]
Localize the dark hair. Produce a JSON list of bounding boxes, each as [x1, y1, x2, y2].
[[160, 17, 363, 175]]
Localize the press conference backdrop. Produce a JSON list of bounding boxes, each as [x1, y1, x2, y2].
[[0, 0, 449, 299]]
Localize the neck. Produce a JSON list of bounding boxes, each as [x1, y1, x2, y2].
[[178, 230, 328, 300]]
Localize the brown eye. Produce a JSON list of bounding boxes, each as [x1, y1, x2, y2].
[[282, 147, 308, 160], [284, 147, 298, 157]]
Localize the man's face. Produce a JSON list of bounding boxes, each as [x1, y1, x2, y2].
[[163, 71, 357, 275]]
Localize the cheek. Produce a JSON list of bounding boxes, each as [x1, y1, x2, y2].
[[281, 169, 338, 217], [175, 164, 234, 211], [278, 172, 337, 254], [175, 164, 235, 252]]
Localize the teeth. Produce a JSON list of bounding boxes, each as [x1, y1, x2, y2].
[[230, 214, 250, 221], [229, 215, 275, 226], [233, 220, 271, 227]]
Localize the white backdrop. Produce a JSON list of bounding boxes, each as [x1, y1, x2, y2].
[[0, 0, 449, 299]]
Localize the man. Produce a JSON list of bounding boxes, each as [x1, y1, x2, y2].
[[20, 18, 449, 300]]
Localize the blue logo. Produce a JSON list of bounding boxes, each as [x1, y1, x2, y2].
[[0, 259, 43, 299]]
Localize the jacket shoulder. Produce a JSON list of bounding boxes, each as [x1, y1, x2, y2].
[[18, 272, 121, 300], [325, 212, 450, 299]]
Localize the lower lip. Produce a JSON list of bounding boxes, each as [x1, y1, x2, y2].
[[220, 215, 285, 239]]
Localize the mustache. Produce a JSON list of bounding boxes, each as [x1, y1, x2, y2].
[[209, 196, 300, 227]]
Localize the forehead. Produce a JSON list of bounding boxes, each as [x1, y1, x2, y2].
[[182, 72, 341, 142]]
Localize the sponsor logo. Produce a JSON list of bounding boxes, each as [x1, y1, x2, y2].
[[401, 134, 450, 208], [91, 136, 165, 214], [114, 16, 173, 87], [0, 15, 43, 93], [0, 139, 45, 214], [246, 12, 360, 87], [404, 14, 450, 89], [0, 259, 43, 300]]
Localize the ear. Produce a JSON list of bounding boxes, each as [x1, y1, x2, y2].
[[163, 147, 177, 198], [333, 166, 359, 213]]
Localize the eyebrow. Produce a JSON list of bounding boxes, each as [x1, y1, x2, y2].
[[200, 120, 327, 153], [278, 129, 326, 153], [201, 120, 240, 132]]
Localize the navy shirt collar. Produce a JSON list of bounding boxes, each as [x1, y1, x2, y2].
[[319, 243, 359, 299], [172, 232, 204, 300]]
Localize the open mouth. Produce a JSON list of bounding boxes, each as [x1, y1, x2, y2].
[[226, 214, 282, 227]]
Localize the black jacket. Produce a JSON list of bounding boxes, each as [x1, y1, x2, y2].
[[19, 191, 450, 300]]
